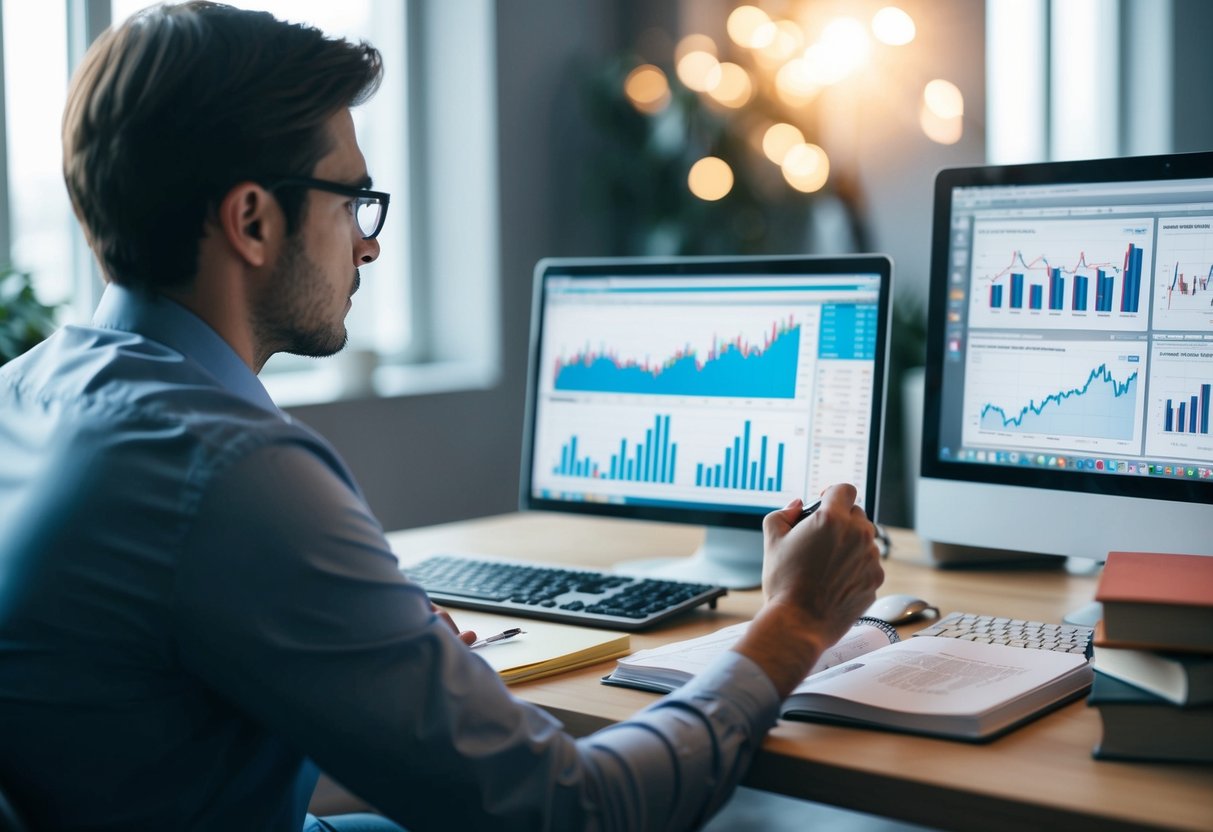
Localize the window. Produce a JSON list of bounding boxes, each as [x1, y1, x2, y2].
[[3, 2, 77, 311], [1, 1, 498, 403], [985, 0, 1174, 165]]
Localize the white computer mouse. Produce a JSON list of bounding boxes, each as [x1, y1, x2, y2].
[[864, 593, 939, 625]]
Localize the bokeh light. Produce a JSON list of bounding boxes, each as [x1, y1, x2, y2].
[[624, 64, 671, 114], [678, 50, 721, 92], [920, 104, 963, 144], [803, 17, 871, 85], [688, 156, 735, 200], [675, 33, 717, 63], [727, 5, 775, 49], [775, 57, 821, 105], [924, 79, 965, 119], [781, 143, 830, 192], [758, 20, 805, 62], [871, 7, 916, 46], [707, 62, 753, 107], [762, 123, 805, 164]]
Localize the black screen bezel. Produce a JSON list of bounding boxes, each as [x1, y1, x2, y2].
[[922, 151, 1213, 505], [520, 255, 893, 529]]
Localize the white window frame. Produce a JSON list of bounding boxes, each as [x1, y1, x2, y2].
[[986, 0, 1173, 165], [1, 0, 499, 405]]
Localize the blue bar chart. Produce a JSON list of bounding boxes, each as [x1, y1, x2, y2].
[[553, 413, 677, 484], [1145, 343, 1213, 461], [1164, 384, 1211, 435], [695, 420, 785, 492], [985, 248, 1140, 313], [968, 218, 1153, 332]]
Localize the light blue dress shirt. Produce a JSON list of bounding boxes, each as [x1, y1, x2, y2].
[[0, 285, 780, 831]]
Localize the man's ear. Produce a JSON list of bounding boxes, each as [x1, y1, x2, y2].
[[215, 183, 281, 268]]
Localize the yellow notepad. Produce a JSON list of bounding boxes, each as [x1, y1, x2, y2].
[[447, 609, 631, 684]]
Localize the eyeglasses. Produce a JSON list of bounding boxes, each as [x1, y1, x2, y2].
[[264, 176, 391, 239]]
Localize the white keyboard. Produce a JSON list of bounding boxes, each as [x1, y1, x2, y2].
[[912, 612, 1093, 656]]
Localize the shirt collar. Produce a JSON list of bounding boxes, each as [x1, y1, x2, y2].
[[92, 283, 279, 414]]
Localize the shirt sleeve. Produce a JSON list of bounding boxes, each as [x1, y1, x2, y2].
[[175, 442, 781, 832]]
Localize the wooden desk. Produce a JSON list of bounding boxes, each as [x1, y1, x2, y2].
[[386, 512, 1213, 832]]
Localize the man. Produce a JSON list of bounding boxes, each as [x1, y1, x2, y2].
[[0, 3, 883, 830]]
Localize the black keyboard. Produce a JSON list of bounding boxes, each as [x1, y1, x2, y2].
[[403, 554, 727, 630]]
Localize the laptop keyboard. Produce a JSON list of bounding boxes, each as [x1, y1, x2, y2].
[[403, 554, 727, 631], [912, 612, 1093, 656]]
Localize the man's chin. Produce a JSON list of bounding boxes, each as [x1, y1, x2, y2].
[[283, 328, 348, 359]]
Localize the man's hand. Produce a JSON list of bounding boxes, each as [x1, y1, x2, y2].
[[734, 483, 883, 697], [432, 602, 478, 646]]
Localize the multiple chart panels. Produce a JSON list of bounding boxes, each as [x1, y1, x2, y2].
[[530, 275, 882, 513], [956, 195, 1213, 472]]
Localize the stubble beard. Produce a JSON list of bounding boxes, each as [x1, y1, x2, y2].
[[256, 235, 352, 361]]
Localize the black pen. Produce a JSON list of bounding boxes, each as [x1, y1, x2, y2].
[[797, 498, 822, 521], [470, 627, 524, 649]]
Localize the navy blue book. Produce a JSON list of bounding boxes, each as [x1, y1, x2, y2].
[[1088, 671, 1213, 763]]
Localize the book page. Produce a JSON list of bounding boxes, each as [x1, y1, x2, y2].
[[792, 637, 1087, 715], [616, 619, 898, 681]]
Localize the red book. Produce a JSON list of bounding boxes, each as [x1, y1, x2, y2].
[[1095, 552, 1213, 653]]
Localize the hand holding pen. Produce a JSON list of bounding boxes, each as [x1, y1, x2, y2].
[[795, 496, 889, 556]]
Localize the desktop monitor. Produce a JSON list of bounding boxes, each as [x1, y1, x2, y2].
[[520, 255, 891, 588], [918, 152, 1213, 572]]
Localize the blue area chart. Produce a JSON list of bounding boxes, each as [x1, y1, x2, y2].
[[980, 364, 1138, 440], [553, 319, 800, 399]]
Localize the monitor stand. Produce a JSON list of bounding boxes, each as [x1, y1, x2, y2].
[[615, 526, 764, 590], [925, 542, 1106, 626]]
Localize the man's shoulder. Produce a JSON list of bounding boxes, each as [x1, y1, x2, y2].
[[1, 323, 323, 463]]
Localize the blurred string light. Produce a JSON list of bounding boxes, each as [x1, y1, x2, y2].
[[727, 5, 776, 49], [688, 157, 734, 200], [636, 5, 959, 202], [921, 78, 964, 144], [872, 6, 916, 46], [624, 64, 671, 114], [782, 142, 830, 193], [707, 62, 753, 107], [804, 17, 871, 85], [762, 123, 805, 164]]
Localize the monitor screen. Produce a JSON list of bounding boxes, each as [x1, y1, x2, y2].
[[521, 256, 891, 586], [919, 152, 1213, 564]]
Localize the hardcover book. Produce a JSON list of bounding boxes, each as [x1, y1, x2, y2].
[[1088, 671, 1213, 763], [1092, 622, 1213, 706], [1095, 552, 1213, 652]]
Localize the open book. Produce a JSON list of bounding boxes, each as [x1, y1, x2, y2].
[[604, 619, 1093, 741]]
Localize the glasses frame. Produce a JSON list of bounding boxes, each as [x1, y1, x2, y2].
[[263, 176, 391, 240]]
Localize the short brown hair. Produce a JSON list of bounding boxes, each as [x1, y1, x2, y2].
[[62, 1, 383, 292]]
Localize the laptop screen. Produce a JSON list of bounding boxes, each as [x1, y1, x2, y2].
[[521, 256, 891, 529]]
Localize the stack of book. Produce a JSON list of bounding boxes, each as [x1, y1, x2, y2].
[[1089, 551, 1213, 763]]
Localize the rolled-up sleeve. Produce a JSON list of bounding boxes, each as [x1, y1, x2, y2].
[[175, 443, 781, 832]]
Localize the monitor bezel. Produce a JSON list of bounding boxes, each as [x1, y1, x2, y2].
[[922, 151, 1213, 506], [520, 254, 893, 530]]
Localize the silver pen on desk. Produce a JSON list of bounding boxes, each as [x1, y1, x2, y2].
[[470, 627, 524, 650]]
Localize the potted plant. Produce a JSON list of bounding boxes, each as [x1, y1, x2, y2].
[[0, 268, 58, 366]]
